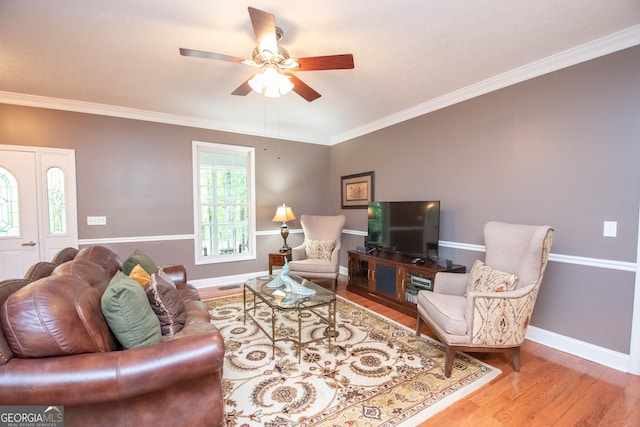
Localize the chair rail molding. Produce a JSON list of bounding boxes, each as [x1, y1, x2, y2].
[[80, 225, 640, 375]]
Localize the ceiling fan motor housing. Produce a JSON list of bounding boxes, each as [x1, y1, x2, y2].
[[252, 45, 291, 66]]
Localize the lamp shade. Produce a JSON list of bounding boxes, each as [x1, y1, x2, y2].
[[272, 204, 296, 223], [249, 66, 294, 98]]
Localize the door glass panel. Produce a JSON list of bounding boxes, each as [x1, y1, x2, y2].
[[0, 167, 20, 237], [46, 167, 67, 234]]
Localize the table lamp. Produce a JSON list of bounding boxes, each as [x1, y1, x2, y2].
[[272, 203, 296, 252]]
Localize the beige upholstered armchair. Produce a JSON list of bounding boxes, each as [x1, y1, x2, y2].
[[288, 215, 346, 290], [416, 221, 554, 377]]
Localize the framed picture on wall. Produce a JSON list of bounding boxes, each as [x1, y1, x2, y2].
[[341, 171, 374, 209]]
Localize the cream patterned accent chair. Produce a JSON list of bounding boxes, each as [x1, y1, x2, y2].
[[288, 215, 346, 291], [416, 221, 554, 377]]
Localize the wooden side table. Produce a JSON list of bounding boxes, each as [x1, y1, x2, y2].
[[268, 251, 292, 275]]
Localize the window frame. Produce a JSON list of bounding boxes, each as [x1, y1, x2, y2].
[[192, 141, 256, 265]]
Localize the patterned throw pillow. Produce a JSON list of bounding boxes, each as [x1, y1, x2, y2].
[[157, 268, 177, 288], [465, 260, 518, 295], [304, 239, 336, 260], [145, 273, 186, 336]]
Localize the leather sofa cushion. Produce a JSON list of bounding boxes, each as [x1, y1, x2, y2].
[[23, 262, 57, 283], [0, 278, 29, 365], [1, 275, 117, 358], [51, 247, 79, 265], [53, 258, 112, 291], [75, 245, 122, 277]]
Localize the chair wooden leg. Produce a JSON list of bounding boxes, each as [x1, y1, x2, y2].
[[415, 316, 423, 336], [513, 346, 521, 372], [444, 346, 456, 377]]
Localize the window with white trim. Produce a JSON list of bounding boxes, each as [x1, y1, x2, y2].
[[193, 141, 256, 264]]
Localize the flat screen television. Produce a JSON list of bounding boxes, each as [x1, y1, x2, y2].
[[366, 201, 440, 261]]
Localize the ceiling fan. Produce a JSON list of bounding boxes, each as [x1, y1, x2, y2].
[[179, 7, 354, 102]]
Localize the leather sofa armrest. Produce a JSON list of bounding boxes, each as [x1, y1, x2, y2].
[[0, 324, 225, 406], [160, 264, 187, 285]]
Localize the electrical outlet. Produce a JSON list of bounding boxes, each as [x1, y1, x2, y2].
[[87, 216, 107, 226], [603, 221, 617, 237]]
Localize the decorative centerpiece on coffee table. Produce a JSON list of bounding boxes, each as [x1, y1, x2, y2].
[[267, 259, 316, 296]]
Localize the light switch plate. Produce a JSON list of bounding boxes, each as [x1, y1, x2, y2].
[[603, 221, 617, 237], [87, 216, 107, 225]]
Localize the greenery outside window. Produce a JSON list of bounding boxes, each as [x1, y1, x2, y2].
[[46, 167, 67, 235], [0, 167, 20, 237], [193, 141, 256, 264]]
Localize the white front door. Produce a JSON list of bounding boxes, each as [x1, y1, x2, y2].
[[0, 146, 78, 280], [0, 150, 40, 279]]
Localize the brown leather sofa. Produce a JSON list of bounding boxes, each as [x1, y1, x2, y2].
[[0, 246, 225, 427]]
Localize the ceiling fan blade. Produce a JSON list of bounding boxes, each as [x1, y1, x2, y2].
[[179, 48, 245, 64], [287, 74, 321, 102], [231, 77, 253, 96], [294, 54, 354, 71], [247, 7, 278, 56]]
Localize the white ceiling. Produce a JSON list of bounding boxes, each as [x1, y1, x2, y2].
[[1, 0, 639, 145]]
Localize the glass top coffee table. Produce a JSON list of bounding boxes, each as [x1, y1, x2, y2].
[[243, 274, 336, 362]]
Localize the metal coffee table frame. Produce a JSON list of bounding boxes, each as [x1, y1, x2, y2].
[[243, 275, 336, 362]]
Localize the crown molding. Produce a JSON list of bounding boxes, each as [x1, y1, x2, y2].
[[1, 26, 638, 146], [0, 91, 324, 145], [329, 25, 640, 145]]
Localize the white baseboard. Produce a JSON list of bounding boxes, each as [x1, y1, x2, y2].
[[340, 265, 348, 277], [526, 325, 630, 373]]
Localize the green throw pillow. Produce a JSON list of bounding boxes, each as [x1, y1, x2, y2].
[[101, 271, 161, 349], [122, 248, 158, 275]]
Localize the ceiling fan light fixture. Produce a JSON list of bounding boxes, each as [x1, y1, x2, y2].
[[181, 7, 353, 102], [248, 66, 293, 97]]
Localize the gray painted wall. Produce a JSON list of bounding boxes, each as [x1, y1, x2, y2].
[[332, 46, 640, 354], [0, 106, 332, 280], [1, 46, 638, 355]]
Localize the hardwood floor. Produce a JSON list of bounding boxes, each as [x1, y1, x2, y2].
[[200, 278, 640, 426]]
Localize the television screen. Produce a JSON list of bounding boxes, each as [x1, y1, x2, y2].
[[366, 201, 440, 260]]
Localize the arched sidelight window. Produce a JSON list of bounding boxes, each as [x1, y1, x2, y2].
[[0, 167, 20, 237], [46, 167, 67, 235]]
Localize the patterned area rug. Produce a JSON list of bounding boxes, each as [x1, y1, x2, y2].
[[206, 294, 500, 426]]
